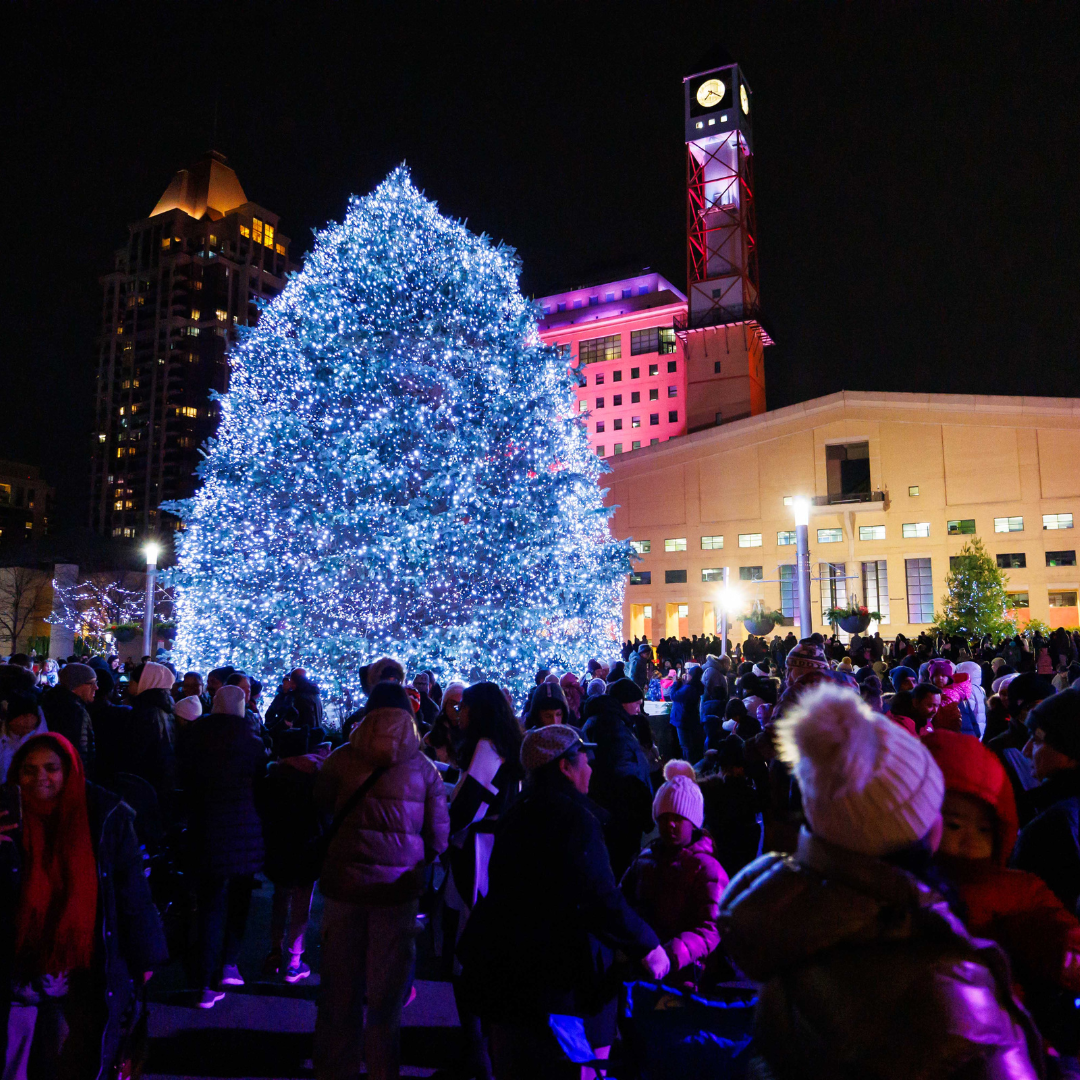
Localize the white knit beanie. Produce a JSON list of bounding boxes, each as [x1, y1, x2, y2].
[[652, 761, 704, 828], [776, 681, 944, 857], [173, 695, 203, 723]]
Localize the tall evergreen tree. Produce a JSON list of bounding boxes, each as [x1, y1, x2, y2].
[[934, 536, 1014, 638], [165, 168, 629, 699]]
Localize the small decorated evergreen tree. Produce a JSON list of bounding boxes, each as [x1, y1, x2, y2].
[[934, 536, 1014, 638], [165, 167, 629, 700]]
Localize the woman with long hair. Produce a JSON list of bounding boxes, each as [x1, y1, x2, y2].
[[0, 732, 167, 1080]]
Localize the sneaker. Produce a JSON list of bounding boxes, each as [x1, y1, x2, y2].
[[220, 964, 245, 986], [198, 987, 225, 1009], [284, 957, 311, 984], [261, 951, 282, 979]]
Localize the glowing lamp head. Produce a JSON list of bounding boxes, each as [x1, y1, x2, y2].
[[792, 498, 810, 528], [718, 583, 743, 616], [144, 541, 161, 567]]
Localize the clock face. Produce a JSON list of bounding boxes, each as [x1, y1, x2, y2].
[[696, 78, 725, 108], [740, 83, 750, 114]]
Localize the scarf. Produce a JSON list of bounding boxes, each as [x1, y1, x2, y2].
[[14, 733, 98, 979]]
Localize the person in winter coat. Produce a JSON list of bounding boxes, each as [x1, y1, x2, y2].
[[121, 661, 178, 797], [925, 729, 1080, 1057], [558, 673, 583, 725], [581, 683, 655, 880], [0, 732, 167, 1080], [458, 725, 667, 1080], [39, 663, 96, 774], [314, 683, 449, 1080], [1012, 690, 1080, 914], [701, 654, 729, 706], [699, 736, 763, 877], [287, 669, 324, 731], [669, 666, 705, 763], [956, 660, 987, 737], [256, 727, 330, 983], [524, 682, 570, 729], [627, 644, 651, 691], [989, 673, 1057, 826], [422, 681, 466, 767], [0, 691, 48, 781], [178, 684, 268, 1008], [925, 659, 973, 732], [717, 683, 1044, 1080], [620, 761, 726, 990]]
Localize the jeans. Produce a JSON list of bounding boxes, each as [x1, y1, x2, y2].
[[269, 882, 315, 958], [3, 978, 94, 1080], [196, 873, 255, 988], [314, 897, 419, 1080]]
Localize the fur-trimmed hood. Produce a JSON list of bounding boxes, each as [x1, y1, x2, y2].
[[349, 705, 421, 768]]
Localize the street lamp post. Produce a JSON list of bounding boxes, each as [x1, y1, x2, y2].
[[143, 541, 160, 659], [793, 498, 812, 637]]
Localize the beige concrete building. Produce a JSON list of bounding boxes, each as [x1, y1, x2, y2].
[[605, 391, 1080, 642]]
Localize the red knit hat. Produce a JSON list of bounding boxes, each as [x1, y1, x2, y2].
[[923, 729, 1018, 865]]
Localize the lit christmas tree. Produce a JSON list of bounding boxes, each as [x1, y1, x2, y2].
[[165, 167, 629, 702], [934, 536, 1014, 639]]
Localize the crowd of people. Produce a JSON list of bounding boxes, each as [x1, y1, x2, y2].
[[2, 624, 1080, 1077]]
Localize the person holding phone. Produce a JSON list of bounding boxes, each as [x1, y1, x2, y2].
[[0, 731, 167, 1080]]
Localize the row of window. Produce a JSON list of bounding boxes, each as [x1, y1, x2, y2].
[[595, 412, 679, 434], [993, 550, 1077, 568], [590, 387, 679, 408], [580, 361, 679, 385], [597, 440, 661, 455], [544, 287, 657, 315]]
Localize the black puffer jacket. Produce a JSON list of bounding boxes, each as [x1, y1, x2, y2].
[[0, 785, 168, 1080], [291, 676, 325, 730], [123, 688, 177, 795], [40, 686, 94, 772], [580, 695, 653, 830], [179, 714, 267, 876], [718, 829, 1044, 1080]]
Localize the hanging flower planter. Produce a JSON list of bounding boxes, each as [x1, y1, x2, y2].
[[112, 625, 138, 643], [740, 604, 783, 637], [839, 613, 873, 634], [825, 595, 881, 635]]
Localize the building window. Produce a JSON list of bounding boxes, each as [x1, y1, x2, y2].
[[667, 361, 677, 373], [630, 571, 651, 585], [826, 442, 871, 500], [903, 522, 931, 538], [665, 538, 687, 552], [905, 558, 934, 623], [252, 218, 264, 245], [649, 414, 659, 426], [1007, 592, 1030, 609], [1044, 513, 1074, 530], [819, 561, 847, 614], [614, 443, 623, 454], [701, 535, 724, 550], [1046, 550, 1077, 567], [613, 395, 622, 406], [668, 410, 678, 423], [665, 569, 688, 584], [215, 309, 228, 322], [996, 552, 1026, 569], [595, 446, 604, 456], [667, 385, 678, 398], [740, 566, 763, 581], [649, 388, 659, 401], [578, 400, 588, 414], [594, 373, 604, 385], [777, 530, 796, 546], [263, 222, 274, 248], [632, 417, 641, 428], [595, 397, 604, 408], [714, 361, 722, 373], [860, 525, 885, 541], [613, 419, 623, 431], [178, 406, 198, 418], [1050, 590, 1078, 608], [650, 438, 659, 445], [589, 296, 599, 307], [632, 440, 641, 450], [817, 528, 843, 543], [909, 486, 920, 496], [631, 368, 640, 379], [579, 334, 621, 364], [995, 516, 1023, 533], [631, 392, 640, 404], [613, 371, 622, 382], [191, 308, 201, 321], [630, 540, 651, 554], [739, 533, 762, 548], [862, 560, 890, 624], [276, 243, 286, 256], [622, 288, 632, 299], [702, 568, 724, 582], [630, 327, 677, 355], [649, 364, 658, 377], [947, 519, 976, 535], [595, 422, 605, 433], [240, 223, 251, 239]]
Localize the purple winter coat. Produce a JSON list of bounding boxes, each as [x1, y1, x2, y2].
[[315, 704, 449, 906]]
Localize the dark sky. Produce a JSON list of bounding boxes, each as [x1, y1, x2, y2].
[[3, 2, 1078, 532]]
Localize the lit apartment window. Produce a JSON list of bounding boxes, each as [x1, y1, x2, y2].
[[903, 522, 931, 538], [614, 443, 623, 454], [1044, 514, 1074, 530], [817, 528, 843, 543], [1046, 550, 1076, 567], [577, 400, 587, 414], [632, 441, 641, 450], [947, 519, 976, 535], [702, 568, 724, 582], [276, 243, 286, 256], [909, 486, 920, 496], [739, 533, 762, 548], [264, 223, 275, 248], [649, 365, 658, 377], [665, 538, 687, 552], [186, 327, 199, 337], [668, 386, 678, 398], [161, 237, 171, 250], [996, 552, 1026, 569], [995, 517, 1024, 532], [649, 389, 659, 401], [179, 406, 198, 418], [1050, 590, 1078, 608], [740, 566, 763, 581], [191, 308, 201, 321], [629, 327, 677, 355], [252, 218, 264, 245], [701, 535, 723, 550], [114, 499, 123, 511], [208, 234, 218, 246], [1007, 592, 1030, 610], [240, 224, 251, 238], [630, 540, 651, 554], [215, 309, 228, 322], [631, 417, 641, 428], [579, 334, 621, 364], [777, 530, 796, 546], [860, 525, 885, 540], [630, 571, 651, 585]]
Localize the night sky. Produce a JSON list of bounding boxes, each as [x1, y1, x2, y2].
[[3, 2, 1078, 532]]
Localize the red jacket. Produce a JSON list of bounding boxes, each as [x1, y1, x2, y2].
[[620, 832, 728, 978]]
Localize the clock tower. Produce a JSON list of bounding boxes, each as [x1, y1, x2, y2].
[[677, 51, 771, 430]]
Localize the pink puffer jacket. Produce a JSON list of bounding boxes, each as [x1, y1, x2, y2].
[[316, 705, 450, 905]]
